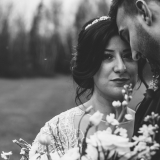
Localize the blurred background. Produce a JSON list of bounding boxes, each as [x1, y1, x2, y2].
[[0, 0, 147, 159]]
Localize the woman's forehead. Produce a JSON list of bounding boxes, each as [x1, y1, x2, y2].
[[105, 35, 130, 50]]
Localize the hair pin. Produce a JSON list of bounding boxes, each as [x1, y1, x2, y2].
[[85, 16, 110, 30]]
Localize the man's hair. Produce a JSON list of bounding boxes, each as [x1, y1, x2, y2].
[[109, 0, 139, 21]]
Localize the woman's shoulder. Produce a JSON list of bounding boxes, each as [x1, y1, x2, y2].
[[40, 107, 84, 135], [48, 107, 84, 124]]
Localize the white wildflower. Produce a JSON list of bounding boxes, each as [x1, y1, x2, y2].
[[112, 101, 121, 108], [89, 111, 103, 126], [1, 151, 12, 160], [106, 127, 112, 134], [125, 114, 133, 121], [20, 148, 26, 155], [114, 127, 128, 138], [150, 143, 160, 151], [138, 124, 155, 137], [132, 135, 152, 143], [106, 113, 119, 126], [136, 145, 151, 159], [87, 130, 133, 156], [134, 141, 147, 153], [81, 156, 89, 160]]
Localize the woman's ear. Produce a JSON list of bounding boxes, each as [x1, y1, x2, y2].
[[135, 0, 152, 26]]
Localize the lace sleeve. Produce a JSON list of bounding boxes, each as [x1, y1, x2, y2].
[[29, 116, 65, 158], [29, 107, 84, 159]]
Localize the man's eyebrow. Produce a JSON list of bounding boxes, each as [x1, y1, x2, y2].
[[104, 49, 114, 52], [123, 49, 131, 52]]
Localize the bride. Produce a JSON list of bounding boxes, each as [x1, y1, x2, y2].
[[29, 16, 146, 158]]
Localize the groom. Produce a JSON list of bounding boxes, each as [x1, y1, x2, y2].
[[109, 0, 160, 159]]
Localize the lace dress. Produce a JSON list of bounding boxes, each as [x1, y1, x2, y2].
[[29, 107, 135, 158], [29, 107, 84, 158]]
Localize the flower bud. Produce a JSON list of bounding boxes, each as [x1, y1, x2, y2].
[[123, 84, 128, 89], [125, 114, 133, 121], [144, 115, 150, 122], [89, 111, 103, 126], [112, 101, 121, 108], [124, 94, 128, 100], [38, 134, 51, 146], [122, 100, 128, 107], [122, 89, 126, 94], [12, 139, 18, 143], [129, 96, 132, 100]]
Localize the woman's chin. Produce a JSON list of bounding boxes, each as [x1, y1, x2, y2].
[[109, 88, 125, 100]]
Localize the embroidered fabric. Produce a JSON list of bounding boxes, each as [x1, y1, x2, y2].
[[31, 107, 84, 157]]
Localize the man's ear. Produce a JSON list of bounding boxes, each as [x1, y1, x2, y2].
[[135, 0, 152, 26]]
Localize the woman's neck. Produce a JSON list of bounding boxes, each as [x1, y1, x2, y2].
[[83, 92, 122, 119]]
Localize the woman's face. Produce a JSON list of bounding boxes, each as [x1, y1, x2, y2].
[[93, 35, 138, 100]]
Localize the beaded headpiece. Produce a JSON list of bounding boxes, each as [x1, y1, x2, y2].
[[85, 16, 110, 30]]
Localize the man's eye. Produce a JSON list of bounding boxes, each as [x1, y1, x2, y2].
[[103, 54, 113, 60], [123, 53, 133, 60], [120, 30, 130, 44]]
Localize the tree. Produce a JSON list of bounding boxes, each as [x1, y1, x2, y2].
[[0, 9, 11, 76]]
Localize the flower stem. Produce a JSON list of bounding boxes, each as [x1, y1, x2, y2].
[[46, 145, 51, 160]]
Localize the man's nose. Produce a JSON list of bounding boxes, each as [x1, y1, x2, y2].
[[114, 57, 126, 73], [132, 51, 140, 61]]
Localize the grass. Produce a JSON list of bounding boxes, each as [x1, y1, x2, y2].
[[0, 75, 145, 160]]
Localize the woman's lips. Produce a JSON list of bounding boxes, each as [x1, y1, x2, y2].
[[111, 78, 129, 84]]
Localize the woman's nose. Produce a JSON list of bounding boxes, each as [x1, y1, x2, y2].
[[132, 51, 140, 61], [114, 57, 126, 73]]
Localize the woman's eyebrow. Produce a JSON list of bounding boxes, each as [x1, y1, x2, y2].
[[105, 49, 114, 52]]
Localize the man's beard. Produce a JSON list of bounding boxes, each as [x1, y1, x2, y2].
[[136, 24, 160, 64]]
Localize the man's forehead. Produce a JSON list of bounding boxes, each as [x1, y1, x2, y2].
[[116, 6, 127, 30]]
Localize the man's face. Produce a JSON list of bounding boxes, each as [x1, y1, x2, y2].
[[116, 6, 160, 62]]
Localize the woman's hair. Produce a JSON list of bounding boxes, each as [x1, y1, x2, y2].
[[71, 17, 146, 105]]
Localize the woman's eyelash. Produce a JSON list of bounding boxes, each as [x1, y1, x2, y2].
[[103, 54, 113, 60]]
